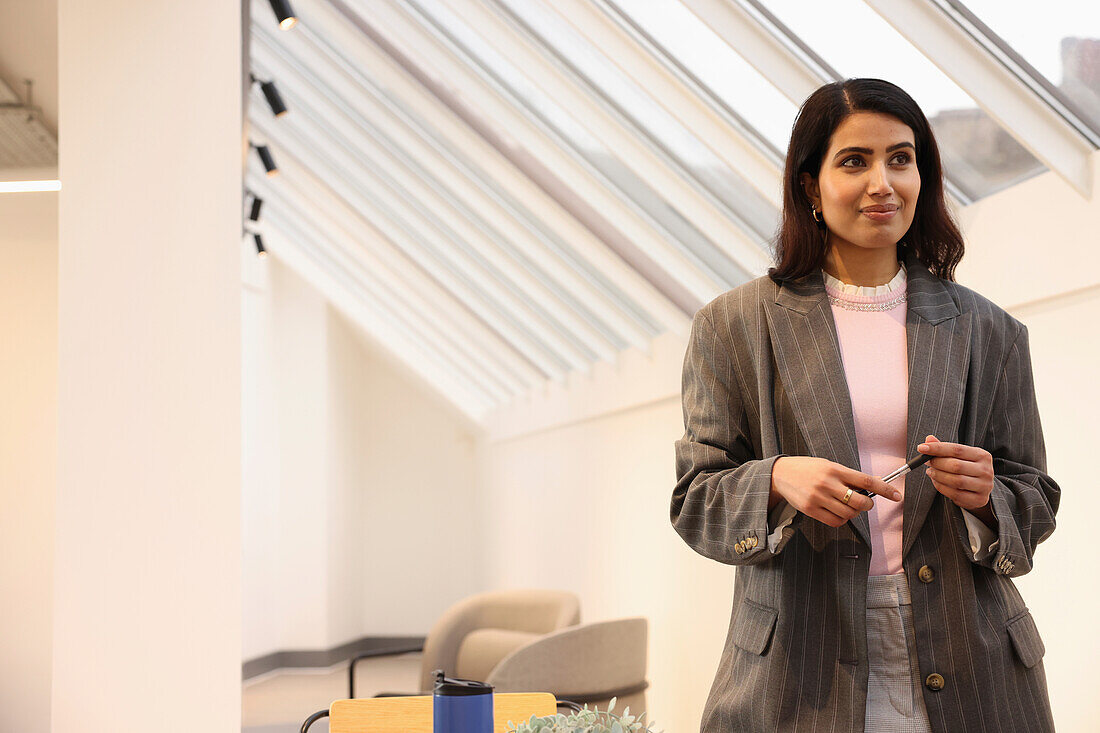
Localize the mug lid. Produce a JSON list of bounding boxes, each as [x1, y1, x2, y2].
[[432, 669, 494, 697]]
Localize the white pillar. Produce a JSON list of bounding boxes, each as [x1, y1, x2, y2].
[[0, 191, 58, 733], [53, 1, 241, 730]]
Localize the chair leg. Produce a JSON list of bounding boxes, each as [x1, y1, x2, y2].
[[300, 709, 329, 733]]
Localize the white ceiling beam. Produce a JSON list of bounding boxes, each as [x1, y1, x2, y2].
[[551, 0, 783, 211], [245, 183, 497, 421], [341, 0, 727, 306], [249, 110, 574, 383], [680, 0, 827, 106], [298, 0, 690, 338], [281, 24, 658, 353], [430, 0, 773, 279], [253, 25, 648, 357], [246, 139, 546, 394], [250, 40, 599, 373], [863, 0, 1094, 199], [248, 170, 518, 405]]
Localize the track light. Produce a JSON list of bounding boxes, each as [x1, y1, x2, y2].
[[251, 142, 279, 177], [250, 74, 288, 117], [254, 233, 268, 259], [268, 0, 298, 30], [249, 195, 263, 222], [260, 80, 288, 117]]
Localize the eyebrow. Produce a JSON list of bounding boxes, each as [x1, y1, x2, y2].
[[833, 141, 915, 160]]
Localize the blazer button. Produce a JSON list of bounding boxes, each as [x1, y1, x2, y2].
[[918, 565, 935, 583], [735, 542, 745, 554], [925, 673, 946, 691]]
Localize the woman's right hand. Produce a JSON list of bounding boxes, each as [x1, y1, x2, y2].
[[770, 456, 902, 527]]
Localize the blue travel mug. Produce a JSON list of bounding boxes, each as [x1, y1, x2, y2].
[[432, 669, 494, 733]]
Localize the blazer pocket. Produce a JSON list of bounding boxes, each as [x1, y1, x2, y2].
[[732, 598, 779, 656], [1006, 609, 1046, 668]]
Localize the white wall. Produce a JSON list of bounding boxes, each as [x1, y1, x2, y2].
[[0, 191, 57, 733], [478, 152, 1100, 732], [326, 306, 483, 637], [242, 257, 332, 658], [1008, 290, 1099, 732], [242, 257, 482, 660], [52, 2, 241, 731]]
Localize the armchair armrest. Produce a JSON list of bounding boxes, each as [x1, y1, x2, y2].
[[348, 642, 425, 699]]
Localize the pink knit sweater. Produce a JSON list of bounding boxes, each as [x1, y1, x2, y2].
[[823, 264, 908, 576], [767, 262, 994, 570]]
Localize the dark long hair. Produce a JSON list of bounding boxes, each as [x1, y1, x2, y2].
[[768, 78, 964, 282]]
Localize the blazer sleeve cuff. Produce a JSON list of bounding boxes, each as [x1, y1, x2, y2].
[[960, 508, 999, 561], [766, 500, 799, 553]]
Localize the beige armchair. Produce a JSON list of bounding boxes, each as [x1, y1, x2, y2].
[[487, 617, 649, 714], [350, 588, 581, 698], [417, 588, 582, 693], [350, 592, 650, 719]]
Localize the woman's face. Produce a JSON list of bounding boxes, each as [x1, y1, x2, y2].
[[800, 111, 920, 258]]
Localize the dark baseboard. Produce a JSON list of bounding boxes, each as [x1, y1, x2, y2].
[[243, 636, 426, 680]]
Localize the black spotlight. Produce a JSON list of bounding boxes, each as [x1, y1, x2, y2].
[[249, 195, 263, 222], [260, 80, 288, 117], [253, 143, 279, 177], [251, 74, 288, 117], [268, 0, 298, 30], [254, 233, 268, 259]]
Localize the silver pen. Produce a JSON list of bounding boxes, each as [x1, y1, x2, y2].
[[854, 453, 931, 496], [882, 453, 932, 484]]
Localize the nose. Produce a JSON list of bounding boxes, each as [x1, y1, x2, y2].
[[868, 161, 893, 195]]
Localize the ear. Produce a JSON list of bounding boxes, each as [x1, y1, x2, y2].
[[799, 172, 820, 209]]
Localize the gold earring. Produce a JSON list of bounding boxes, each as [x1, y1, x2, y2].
[[811, 206, 824, 224]]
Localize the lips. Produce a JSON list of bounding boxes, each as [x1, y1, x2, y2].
[[862, 207, 898, 223], [861, 204, 899, 213]]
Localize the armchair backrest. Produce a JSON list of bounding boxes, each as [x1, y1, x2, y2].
[[419, 589, 581, 692], [486, 617, 648, 713]]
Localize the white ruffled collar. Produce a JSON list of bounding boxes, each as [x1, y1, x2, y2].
[[822, 262, 907, 297]]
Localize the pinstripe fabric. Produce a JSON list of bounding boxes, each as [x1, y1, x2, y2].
[[672, 246, 1059, 732]]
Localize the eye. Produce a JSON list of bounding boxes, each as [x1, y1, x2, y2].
[[840, 155, 864, 168], [891, 152, 912, 165]]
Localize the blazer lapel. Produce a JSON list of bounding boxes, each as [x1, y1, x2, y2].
[[766, 266, 870, 546], [900, 247, 972, 558], [767, 246, 972, 554]]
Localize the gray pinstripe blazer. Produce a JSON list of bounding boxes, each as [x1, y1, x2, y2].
[[672, 245, 1059, 732]]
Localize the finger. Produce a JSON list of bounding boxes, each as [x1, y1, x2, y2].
[[926, 468, 987, 499], [918, 436, 987, 462], [813, 503, 855, 528], [928, 477, 988, 511], [925, 467, 990, 493], [835, 465, 901, 501], [926, 473, 961, 502], [837, 487, 874, 513], [926, 456, 987, 478], [830, 496, 865, 521]]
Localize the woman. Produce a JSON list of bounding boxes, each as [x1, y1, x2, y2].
[[671, 78, 1059, 732]]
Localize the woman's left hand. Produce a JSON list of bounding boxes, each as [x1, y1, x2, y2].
[[918, 434, 996, 525]]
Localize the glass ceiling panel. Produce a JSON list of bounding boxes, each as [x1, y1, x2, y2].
[[961, 0, 1100, 135], [759, 0, 1047, 200], [405, 0, 751, 288], [495, 0, 779, 243], [612, 0, 798, 155]]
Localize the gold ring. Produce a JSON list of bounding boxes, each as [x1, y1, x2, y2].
[[842, 488, 853, 505]]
